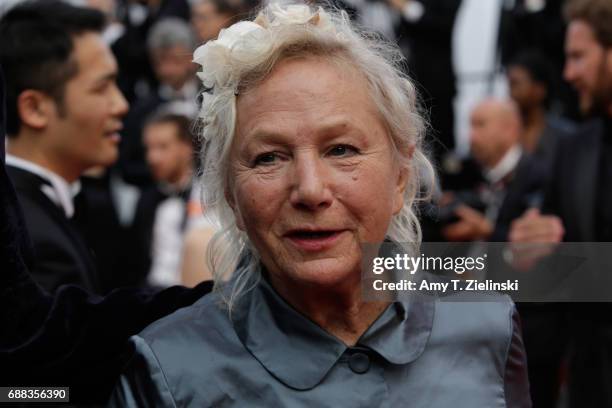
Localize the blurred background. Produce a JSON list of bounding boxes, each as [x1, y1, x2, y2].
[[1, 0, 603, 407]]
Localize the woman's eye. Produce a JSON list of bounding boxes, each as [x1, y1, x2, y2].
[[253, 152, 279, 166], [328, 144, 359, 157]]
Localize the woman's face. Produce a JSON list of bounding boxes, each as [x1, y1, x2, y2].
[[229, 57, 408, 291]]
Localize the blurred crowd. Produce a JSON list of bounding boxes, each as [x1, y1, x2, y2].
[[1, 0, 611, 406]]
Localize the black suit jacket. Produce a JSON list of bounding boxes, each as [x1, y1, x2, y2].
[[540, 118, 612, 407], [6, 165, 99, 293], [541, 119, 604, 241], [492, 118, 575, 241], [128, 186, 169, 285], [490, 154, 544, 242]]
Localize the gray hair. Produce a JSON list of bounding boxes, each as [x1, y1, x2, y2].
[[195, 3, 436, 311], [147, 17, 195, 52]]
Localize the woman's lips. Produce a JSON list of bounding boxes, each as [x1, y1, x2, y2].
[[285, 230, 345, 252]]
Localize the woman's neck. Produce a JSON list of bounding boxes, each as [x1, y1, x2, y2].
[[269, 275, 390, 346]]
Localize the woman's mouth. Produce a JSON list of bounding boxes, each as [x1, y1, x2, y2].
[[285, 229, 345, 252]]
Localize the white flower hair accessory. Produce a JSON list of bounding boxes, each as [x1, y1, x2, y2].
[[192, 3, 335, 103], [193, 21, 271, 90]]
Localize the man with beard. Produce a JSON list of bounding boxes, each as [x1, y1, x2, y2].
[[509, 0, 612, 405]]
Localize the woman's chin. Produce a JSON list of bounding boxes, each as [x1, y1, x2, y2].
[[275, 257, 362, 292]]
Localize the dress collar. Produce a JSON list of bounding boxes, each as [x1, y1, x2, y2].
[[230, 274, 434, 390]]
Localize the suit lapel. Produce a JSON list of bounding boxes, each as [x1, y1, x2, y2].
[[43, 197, 99, 290], [7, 165, 99, 291]]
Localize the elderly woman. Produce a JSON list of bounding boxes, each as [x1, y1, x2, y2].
[[110, 3, 530, 407]]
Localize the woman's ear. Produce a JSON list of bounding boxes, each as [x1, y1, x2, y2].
[[406, 145, 415, 160], [392, 167, 409, 215], [392, 145, 414, 215], [17, 90, 53, 130]]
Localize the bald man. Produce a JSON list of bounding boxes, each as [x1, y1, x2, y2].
[[442, 99, 524, 242], [441, 100, 567, 406], [470, 99, 523, 172]]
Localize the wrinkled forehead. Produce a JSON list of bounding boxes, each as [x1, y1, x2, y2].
[[239, 51, 365, 96], [234, 55, 381, 131], [247, 58, 360, 99]]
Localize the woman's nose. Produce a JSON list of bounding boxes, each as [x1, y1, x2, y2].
[[289, 153, 333, 211]]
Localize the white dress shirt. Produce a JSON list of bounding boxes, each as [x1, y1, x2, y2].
[[484, 145, 522, 185]]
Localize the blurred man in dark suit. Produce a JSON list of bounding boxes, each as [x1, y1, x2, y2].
[[494, 50, 576, 242], [0, 1, 129, 293], [441, 99, 523, 243], [510, 0, 612, 405], [504, 51, 574, 408], [131, 110, 202, 287], [0, 60, 213, 404]]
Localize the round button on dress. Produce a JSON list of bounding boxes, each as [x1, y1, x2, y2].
[[348, 352, 370, 374]]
